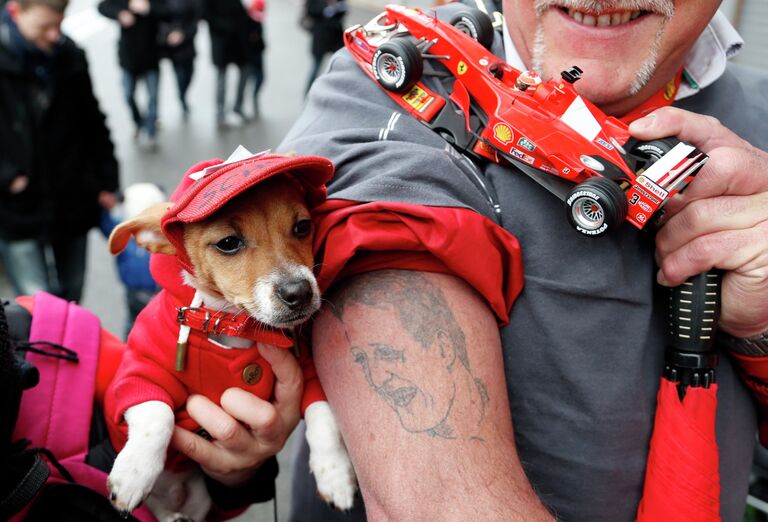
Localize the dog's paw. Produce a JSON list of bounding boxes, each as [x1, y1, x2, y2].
[[305, 401, 358, 510], [107, 444, 166, 513], [310, 444, 358, 510]]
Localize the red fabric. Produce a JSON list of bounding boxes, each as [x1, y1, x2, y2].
[[636, 380, 721, 522], [163, 154, 333, 274], [313, 199, 524, 325], [729, 352, 768, 445], [104, 252, 326, 453]]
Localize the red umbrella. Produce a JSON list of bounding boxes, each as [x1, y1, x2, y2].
[[637, 272, 722, 522]]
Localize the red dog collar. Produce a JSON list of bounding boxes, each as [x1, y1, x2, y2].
[[176, 306, 295, 348]]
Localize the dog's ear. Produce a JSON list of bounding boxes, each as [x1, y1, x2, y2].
[[108, 202, 176, 256]]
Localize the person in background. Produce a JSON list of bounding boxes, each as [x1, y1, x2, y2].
[[243, 0, 265, 118], [98, 0, 167, 150], [157, 0, 201, 119], [203, 0, 251, 128], [303, 0, 346, 94], [99, 183, 164, 337], [0, 0, 119, 303], [277, 0, 768, 520]]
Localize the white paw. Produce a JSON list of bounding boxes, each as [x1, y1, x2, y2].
[[310, 443, 357, 510], [108, 401, 175, 514], [107, 442, 166, 513], [305, 401, 358, 510]]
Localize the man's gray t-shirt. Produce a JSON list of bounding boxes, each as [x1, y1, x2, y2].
[[279, 17, 768, 521]]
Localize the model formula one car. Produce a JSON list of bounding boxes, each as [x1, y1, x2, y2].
[[343, 5, 708, 236]]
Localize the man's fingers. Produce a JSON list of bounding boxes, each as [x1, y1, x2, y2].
[[629, 106, 749, 153], [656, 221, 768, 286], [186, 394, 250, 451], [220, 387, 284, 442], [656, 192, 768, 256], [257, 343, 303, 421], [172, 425, 218, 463]]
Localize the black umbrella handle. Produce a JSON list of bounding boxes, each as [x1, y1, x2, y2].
[[664, 270, 722, 391]]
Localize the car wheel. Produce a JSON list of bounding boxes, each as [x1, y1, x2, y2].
[[449, 9, 495, 49], [372, 39, 423, 93], [566, 177, 627, 237], [630, 138, 679, 171]]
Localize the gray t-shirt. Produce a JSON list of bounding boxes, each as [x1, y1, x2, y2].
[[279, 16, 768, 521]]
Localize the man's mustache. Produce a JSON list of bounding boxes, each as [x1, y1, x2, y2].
[[532, 0, 674, 18]]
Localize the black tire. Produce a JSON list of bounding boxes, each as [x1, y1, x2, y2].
[[630, 138, 679, 171], [372, 39, 423, 93], [566, 177, 627, 237], [449, 9, 495, 49]]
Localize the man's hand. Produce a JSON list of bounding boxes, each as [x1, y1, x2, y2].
[[171, 344, 303, 487], [8, 175, 28, 194], [117, 9, 135, 27], [98, 191, 117, 210], [630, 107, 768, 338], [128, 0, 150, 15]]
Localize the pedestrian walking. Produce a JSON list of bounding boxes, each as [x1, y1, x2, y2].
[[98, 0, 167, 150], [303, 0, 346, 94], [203, 0, 252, 128], [0, 0, 119, 303], [157, 0, 201, 119]]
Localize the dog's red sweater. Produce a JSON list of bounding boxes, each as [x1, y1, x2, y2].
[[104, 252, 325, 452]]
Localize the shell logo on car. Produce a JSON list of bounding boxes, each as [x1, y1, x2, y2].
[[494, 123, 513, 145]]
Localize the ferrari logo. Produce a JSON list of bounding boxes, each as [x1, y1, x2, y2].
[[457, 61, 468, 75]]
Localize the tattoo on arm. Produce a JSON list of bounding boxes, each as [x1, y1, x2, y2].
[[330, 271, 489, 440]]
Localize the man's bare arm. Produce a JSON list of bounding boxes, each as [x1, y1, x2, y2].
[[312, 270, 552, 521]]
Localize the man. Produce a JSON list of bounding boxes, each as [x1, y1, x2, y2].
[[98, 0, 164, 150], [0, 0, 119, 303], [280, 0, 768, 520]]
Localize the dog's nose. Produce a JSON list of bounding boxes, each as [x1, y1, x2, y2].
[[277, 279, 313, 310]]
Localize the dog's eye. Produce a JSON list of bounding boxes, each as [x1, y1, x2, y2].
[[214, 236, 245, 255], [293, 218, 312, 239]]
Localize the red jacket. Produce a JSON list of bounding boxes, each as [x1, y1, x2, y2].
[[105, 252, 325, 451]]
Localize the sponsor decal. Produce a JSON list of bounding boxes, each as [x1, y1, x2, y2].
[[493, 123, 513, 145], [457, 61, 468, 75], [636, 213, 647, 223], [638, 201, 653, 213], [517, 137, 536, 152], [510, 148, 535, 164], [636, 175, 669, 200], [402, 85, 434, 113], [632, 185, 661, 205], [595, 137, 614, 150], [562, 167, 571, 175]]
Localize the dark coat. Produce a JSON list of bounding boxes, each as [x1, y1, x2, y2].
[[0, 10, 119, 241], [157, 0, 201, 64], [305, 0, 345, 58], [203, 0, 258, 67], [98, 0, 169, 73]]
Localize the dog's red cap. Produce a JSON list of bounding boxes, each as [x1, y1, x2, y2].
[[162, 153, 334, 274]]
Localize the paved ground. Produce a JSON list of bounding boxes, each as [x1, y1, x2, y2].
[[1, 0, 390, 519]]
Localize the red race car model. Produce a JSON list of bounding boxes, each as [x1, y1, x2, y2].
[[343, 5, 708, 237]]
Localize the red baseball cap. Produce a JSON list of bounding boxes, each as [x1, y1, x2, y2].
[[162, 153, 334, 274]]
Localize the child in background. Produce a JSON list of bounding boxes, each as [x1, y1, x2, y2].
[[99, 183, 165, 337]]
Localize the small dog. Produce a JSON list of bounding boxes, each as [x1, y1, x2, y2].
[[104, 150, 356, 521]]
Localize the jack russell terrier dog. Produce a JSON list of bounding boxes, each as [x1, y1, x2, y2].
[[104, 149, 356, 521]]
